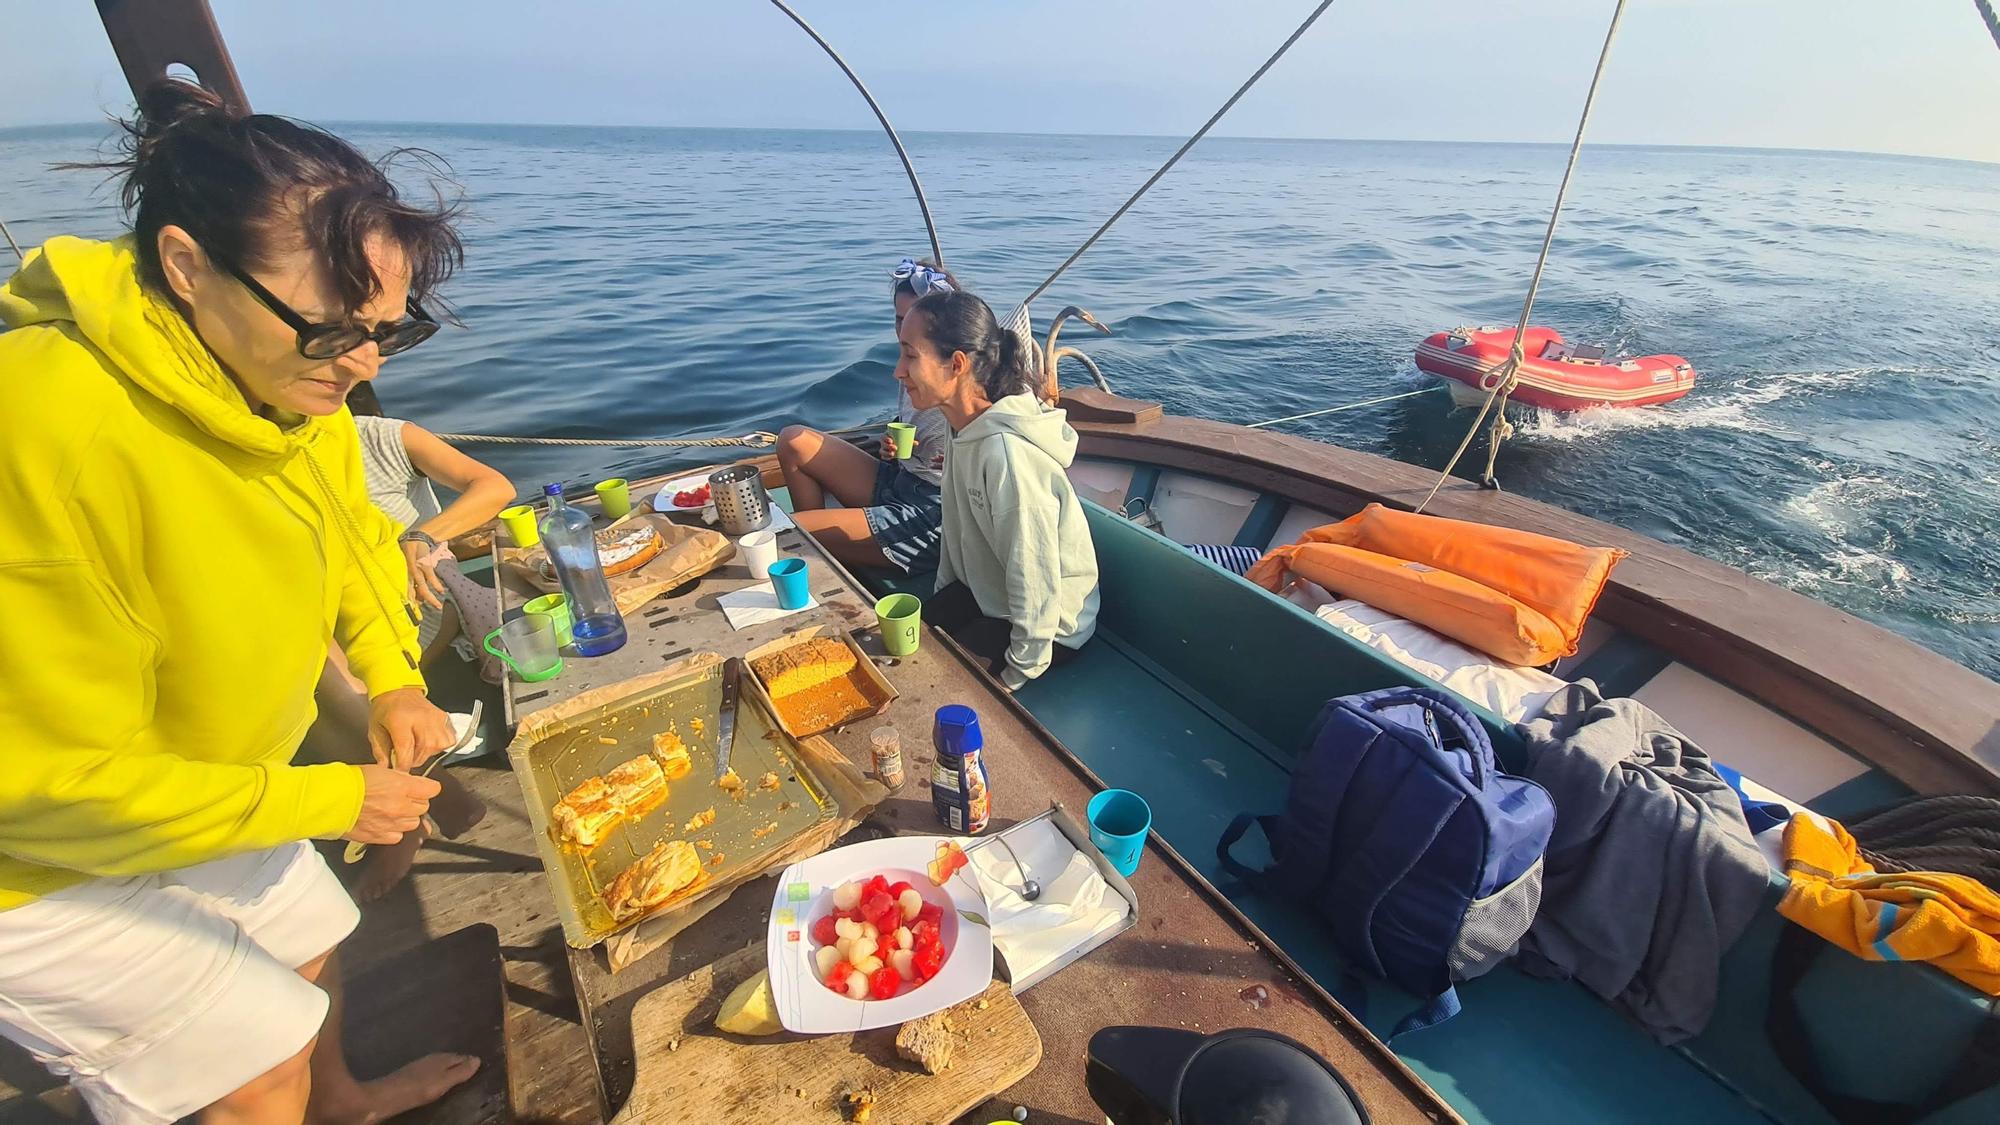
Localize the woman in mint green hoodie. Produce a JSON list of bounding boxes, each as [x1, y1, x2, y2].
[[894, 290, 1100, 690]]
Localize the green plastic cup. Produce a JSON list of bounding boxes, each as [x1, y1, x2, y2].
[[875, 593, 922, 656], [523, 593, 573, 647], [886, 421, 917, 460], [499, 504, 540, 548], [594, 477, 633, 518]]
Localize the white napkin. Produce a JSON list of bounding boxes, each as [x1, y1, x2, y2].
[[717, 581, 820, 630], [962, 819, 1131, 990]]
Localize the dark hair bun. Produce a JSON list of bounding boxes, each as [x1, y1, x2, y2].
[[131, 78, 231, 148]]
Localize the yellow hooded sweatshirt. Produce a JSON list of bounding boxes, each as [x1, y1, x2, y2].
[[0, 236, 426, 910]]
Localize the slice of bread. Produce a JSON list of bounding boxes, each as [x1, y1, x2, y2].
[[894, 1009, 955, 1074]]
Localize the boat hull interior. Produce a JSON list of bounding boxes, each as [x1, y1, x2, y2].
[[821, 419, 1998, 1125]]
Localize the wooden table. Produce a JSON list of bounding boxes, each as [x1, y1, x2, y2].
[[496, 487, 1458, 1125]]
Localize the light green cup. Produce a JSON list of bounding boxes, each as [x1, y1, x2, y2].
[[885, 421, 917, 460], [875, 593, 922, 657], [523, 593, 574, 647], [499, 504, 540, 548], [594, 477, 633, 518]]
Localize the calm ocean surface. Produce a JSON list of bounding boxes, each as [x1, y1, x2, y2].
[[5, 124, 1998, 677]]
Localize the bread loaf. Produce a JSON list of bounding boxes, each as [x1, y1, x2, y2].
[[894, 1009, 955, 1074], [751, 637, 857, 698]]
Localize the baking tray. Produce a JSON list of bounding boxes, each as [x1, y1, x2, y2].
[[741, 626, 898, 739], [507, 653, 841, 948]]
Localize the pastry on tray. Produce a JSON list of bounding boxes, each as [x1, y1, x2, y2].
[[605, 840, 705, 922], [552, 776, 622, 849], [751, 637, 857, 698], [603, 754, 669, 816], [650, 731, 692, 780], [596, 523, 664, 576], [533, 523, 663, 584]]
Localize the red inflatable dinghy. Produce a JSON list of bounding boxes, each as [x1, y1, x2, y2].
[[1414, 326, 1695, 411]]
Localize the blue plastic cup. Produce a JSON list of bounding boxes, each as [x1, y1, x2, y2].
[[1087, 788, 1152, 877], [768, 557, 810, 610]]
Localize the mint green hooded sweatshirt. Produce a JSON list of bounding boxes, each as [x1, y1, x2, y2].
[[935, 393, 1100, 690]]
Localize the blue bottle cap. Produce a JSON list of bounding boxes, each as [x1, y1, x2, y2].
[[933, 704, 983, 755], [543, 482, 564, 498]]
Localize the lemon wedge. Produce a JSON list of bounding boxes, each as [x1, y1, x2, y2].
[[715, 968, 782, 1036]]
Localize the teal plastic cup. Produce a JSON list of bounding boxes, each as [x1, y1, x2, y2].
[[1087, 788, 1152, 877], [769, 557, 810, 610]]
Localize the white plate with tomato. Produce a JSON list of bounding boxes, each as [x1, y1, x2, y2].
[[764, 835, 991, 1034], [654, 473, 714, 512]]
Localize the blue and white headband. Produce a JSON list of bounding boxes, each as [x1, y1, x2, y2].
[[891, 257, 955, 297]]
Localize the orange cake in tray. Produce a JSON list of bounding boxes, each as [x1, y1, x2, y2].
[[745, 631, 896, 738]]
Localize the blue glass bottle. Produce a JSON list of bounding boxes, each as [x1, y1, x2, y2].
[[535, 483, 627, 657]]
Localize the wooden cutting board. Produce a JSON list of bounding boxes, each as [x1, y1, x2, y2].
[[613, 944, 1041, 1124]]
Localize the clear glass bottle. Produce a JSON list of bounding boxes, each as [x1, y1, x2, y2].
[[535, 483, 627, 657]]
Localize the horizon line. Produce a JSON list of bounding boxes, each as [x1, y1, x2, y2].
[[3, 118, 1994, 169]]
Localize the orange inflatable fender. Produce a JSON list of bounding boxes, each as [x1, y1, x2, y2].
[[1246, 504, 1626, 666]]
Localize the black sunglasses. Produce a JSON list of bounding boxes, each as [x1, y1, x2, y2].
[[210, 251, 438, 361]]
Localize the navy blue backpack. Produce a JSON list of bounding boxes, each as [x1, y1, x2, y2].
[[1218, 686, 1555, 1036]]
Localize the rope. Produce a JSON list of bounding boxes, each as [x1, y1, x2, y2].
[[1414, 0, 1629, 513], [767, 0, 944, 267], [433, 430, 778, 449], [1980, 0, 2000, 51], [1007, 0, 1337, 327], [1246, 385, 1444, 428], [0, 217, 24, 263], [1848, 795, 2000, 892]]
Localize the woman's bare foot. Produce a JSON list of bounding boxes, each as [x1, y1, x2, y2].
[[309, 1052, 481, 1125], [352, 827, 425, 903]]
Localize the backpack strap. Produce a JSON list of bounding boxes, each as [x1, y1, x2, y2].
[[1390, 986, 1463, 1040], [1767, 921, 2000, 1124], [1325, 766, 1467, 979], [1217, 813, 1284, 883]]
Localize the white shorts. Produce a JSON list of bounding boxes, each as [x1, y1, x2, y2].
[[0, 843, 360, 1125]]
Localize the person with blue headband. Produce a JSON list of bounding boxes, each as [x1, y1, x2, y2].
[[776, 257, 955, 574]]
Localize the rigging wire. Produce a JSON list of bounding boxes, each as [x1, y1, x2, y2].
[[1007, 0, 1338, 329], [0, 217, 24, 263], [1413, 0, 1629, 513], [766, 0, 944, 267], [1979, 0, 2000, 52], [1245, 385, 1444, 428]]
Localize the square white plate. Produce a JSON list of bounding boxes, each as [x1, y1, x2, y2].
[[766, 835, 992, 1034]]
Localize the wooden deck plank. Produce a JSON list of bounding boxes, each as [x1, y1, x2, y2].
[[491, 505, 1459, 1125]]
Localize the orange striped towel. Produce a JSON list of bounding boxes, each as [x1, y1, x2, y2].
[[1778, 812, 2000, 996]]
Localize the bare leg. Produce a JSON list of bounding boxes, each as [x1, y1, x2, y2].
[[420, 601, 461, 670], [324, 644, 367, 696], [199, 1037, 314, 1125], [297, 948, 479, 1125], [776, 425, 884, 512], [791, 508, 895, 570]]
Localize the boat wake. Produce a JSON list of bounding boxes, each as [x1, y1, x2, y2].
[[1504, 366, 1911, 443]]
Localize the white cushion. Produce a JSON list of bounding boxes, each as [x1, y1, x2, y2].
[[1284, 580, 1567, 724]]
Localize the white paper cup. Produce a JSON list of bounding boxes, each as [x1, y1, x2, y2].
[[741, 529, 780, 578]]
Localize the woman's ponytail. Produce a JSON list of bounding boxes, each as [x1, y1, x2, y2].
[[908, 290, 1037, 402]]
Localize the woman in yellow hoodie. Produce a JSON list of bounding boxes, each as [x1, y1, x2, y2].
[[0, 81, 481, 1124]]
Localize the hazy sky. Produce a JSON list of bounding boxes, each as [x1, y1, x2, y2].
[[8, 1, 1997, 162]]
